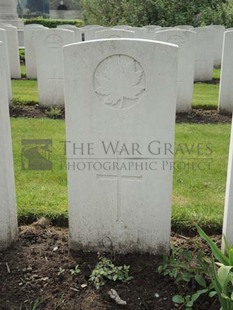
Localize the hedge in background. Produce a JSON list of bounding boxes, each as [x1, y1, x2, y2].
[[24, 18, 84, 28], [80, 0, 233, 27]]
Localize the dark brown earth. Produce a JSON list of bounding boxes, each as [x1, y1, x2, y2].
[[176, 109, 231, 124], [10, 105, 232, 124], [0, 220, 220, 310], [10, 105, 65, 119]]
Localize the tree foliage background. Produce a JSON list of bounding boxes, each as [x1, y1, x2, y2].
[[80, 0, 233, 27]]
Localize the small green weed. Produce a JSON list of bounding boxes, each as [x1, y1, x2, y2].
[[31, 298, 44, 310], [46, 107, 63, 119], [90, 256, 133, 289], [158, 245, 212, 309], [70, 265, 81, 276], [57, 267, 65, 276]]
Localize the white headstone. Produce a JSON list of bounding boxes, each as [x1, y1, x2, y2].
[[0, 24, 20, 78], [64, 39, 178, 254], [34, 29, 75, 107], [24, 24, 45, 79], [162, 27, 174, 30], [82, 25, 101, 29], [143, 25, 162, 29], [0, 28, 12, 101], [143, 26, 162, 39], [84, 26, 105, 41], [95, 29, 135, 39], [57, 24, 77, 29], [17, 29, 24, 48], [193, 27, 216, 81], [218, 31, 233, 114], [222, 116, 233, 248], [57, 25, 82, 42], [207, 25, 225, 68], [0, 41, 18, 250], [175, 25, 193, 30], [113, 25, 132, 30], [130, 27, 148, 39], [154, 29, 196, 112]]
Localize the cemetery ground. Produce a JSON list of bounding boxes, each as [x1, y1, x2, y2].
[[0, 220, 221, 310], [0, 67, 230, 309]]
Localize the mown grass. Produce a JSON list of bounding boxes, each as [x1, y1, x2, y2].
[[12, 67, 222, 109], [21, 65, 26, 77], [11, 118, 231, 230], [12, 80, 219, 109], [173, 123, 230, 230], [191, 69, 220, 109], [213, 68, 221, 80], [11, 118, 67, 219], [12, 79, 39, 104], [192, 83, 219, 109]]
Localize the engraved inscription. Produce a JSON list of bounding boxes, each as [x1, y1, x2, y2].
[[45, 34, 62, 48], [94, 55, 146, 109]]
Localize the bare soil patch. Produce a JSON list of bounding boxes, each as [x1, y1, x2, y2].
[[10, 105, 232, 124], [0, 220, 220, 310]]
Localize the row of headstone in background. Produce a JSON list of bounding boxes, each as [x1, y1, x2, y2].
[[23, 25, 224, 68], [0, 24, 20, 79], [30, 26, 193, 110], [0, 40, 18, 250], [81, 25, 223, 82], [29, 25, 223, 112], [34, 29, 75, 107], [153, 29, 195, 112], [24, 24, 47, 79], [25, 25, 232, 112], [58, 24, 224, 71], [0, 23, 225, 112]]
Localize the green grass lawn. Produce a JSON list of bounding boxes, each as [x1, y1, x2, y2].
[[21, 65, 26, 77], [12, 79, 39, 104], [11, 118, 67, 219], [191, 69, 220, 109], [173, 124, 230, 230], [13, 67, 221, 109], [213, 68, 221, 80], [192, 83, 219, 109], [12, 80, 220, 109], [11, 118, 231, 230]]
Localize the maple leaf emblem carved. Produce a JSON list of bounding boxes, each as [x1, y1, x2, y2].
[[94, 55, 146, 109]]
